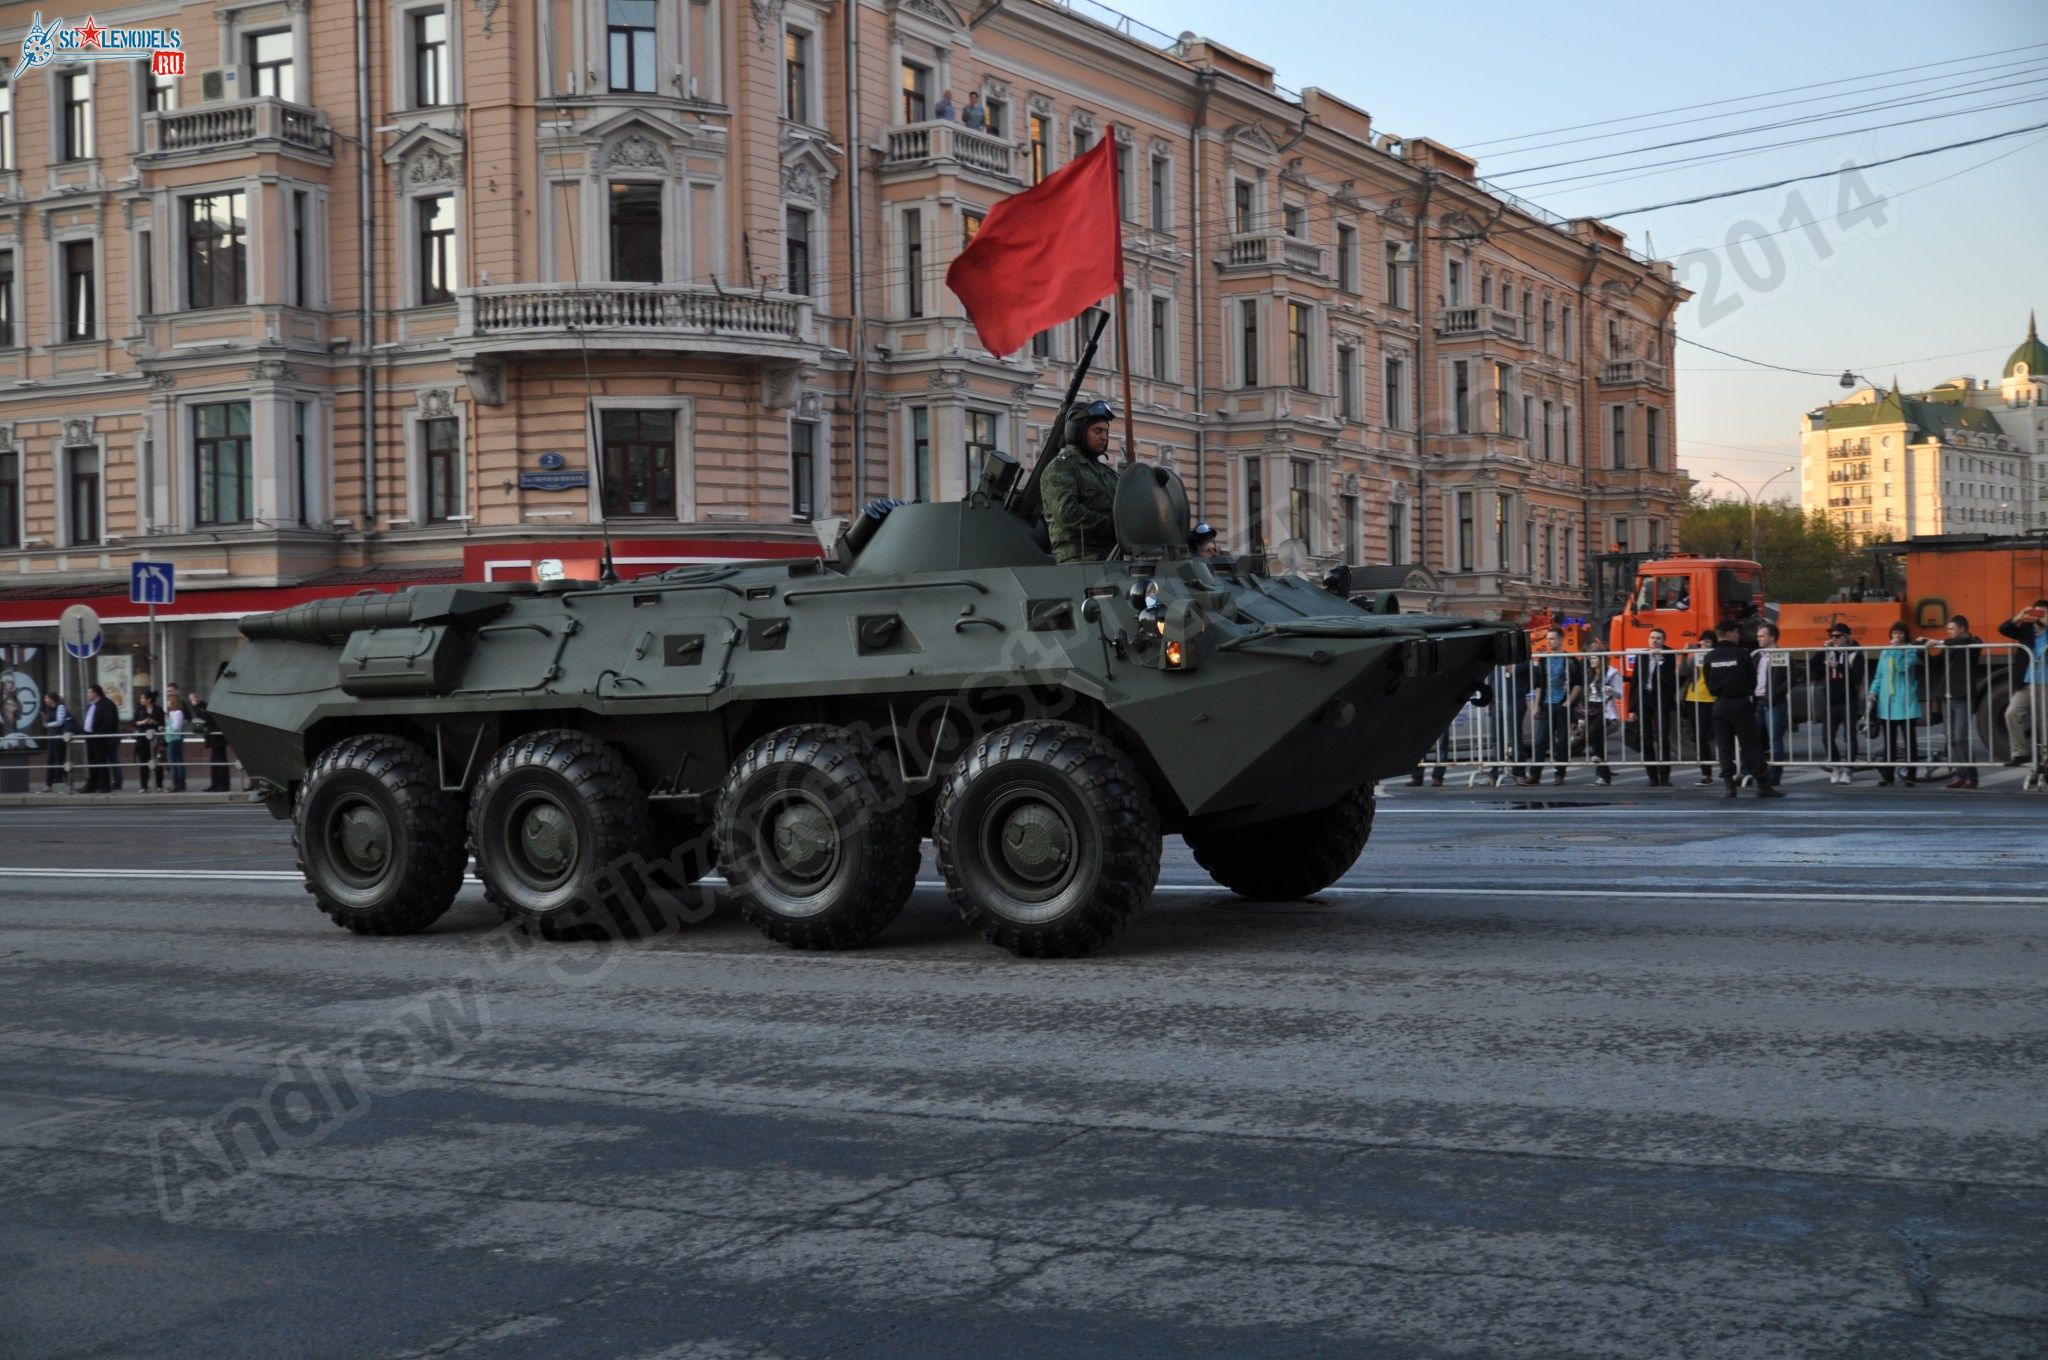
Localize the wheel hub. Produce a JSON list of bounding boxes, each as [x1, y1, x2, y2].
[[519, 803, 576, 876], [761, 795, 840, 890], [334, 803, 391, 878], [997, 802, 1072, 884]]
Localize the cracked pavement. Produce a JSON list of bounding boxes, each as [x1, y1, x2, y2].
[[0, 792, 2044, 1358]]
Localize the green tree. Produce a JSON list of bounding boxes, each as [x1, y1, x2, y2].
[[1678, 494, 1869, 602]]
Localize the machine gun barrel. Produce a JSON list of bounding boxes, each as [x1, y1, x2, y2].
[[1007, 311, 1109, 525]]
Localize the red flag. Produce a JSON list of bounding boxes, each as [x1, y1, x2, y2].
[[946, 135, 1123, 359]]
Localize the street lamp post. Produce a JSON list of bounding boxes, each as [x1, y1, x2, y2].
[[1711, 467, 1795, 559]]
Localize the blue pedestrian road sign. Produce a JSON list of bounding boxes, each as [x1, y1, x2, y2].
[[131, 561, 176, 606]]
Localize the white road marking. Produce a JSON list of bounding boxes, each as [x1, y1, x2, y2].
[[2, 866, 2040, 906]]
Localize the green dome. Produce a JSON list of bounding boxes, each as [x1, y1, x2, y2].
[[2007, 311, 2048, 379]]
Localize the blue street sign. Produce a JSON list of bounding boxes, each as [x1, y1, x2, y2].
[[519, 470, 590, 491], [131, 560, 176, 606]]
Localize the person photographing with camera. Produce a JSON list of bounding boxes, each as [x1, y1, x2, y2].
[[1997, 600, 2048, 769]]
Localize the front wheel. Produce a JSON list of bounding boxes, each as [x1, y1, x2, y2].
[[295, 734, 468, 935], [933, 721, 1160, 958], [1184, 786, 1376, 901]]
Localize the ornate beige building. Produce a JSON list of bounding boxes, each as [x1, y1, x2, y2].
[[0, 0, 1684, 695]]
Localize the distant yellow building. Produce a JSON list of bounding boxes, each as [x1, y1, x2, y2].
[[1801, 314, 2048, 541]]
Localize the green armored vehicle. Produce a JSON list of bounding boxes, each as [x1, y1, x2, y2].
[[209, 460, 1522, 956]]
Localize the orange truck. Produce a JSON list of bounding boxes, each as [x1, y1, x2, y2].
[[1594, 534, 2048, 754]]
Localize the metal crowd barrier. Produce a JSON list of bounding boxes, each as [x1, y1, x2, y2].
[[1409, 644, 2047, 790], [0, 734, 245, 795]]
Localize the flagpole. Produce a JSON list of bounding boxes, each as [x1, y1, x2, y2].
[[1110, 128, 1135, 466]]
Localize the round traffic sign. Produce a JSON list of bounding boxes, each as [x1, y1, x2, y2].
[[60, 603, 104, 660]]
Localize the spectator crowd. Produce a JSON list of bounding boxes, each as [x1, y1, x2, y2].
[[0, 676, 234, 794]]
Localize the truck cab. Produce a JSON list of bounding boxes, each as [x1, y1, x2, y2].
[[1606, 555, 1764, 656]]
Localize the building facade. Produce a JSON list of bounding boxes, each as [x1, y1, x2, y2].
[[1800, 316, 2048, 542], [0, 0, 1685, 708]]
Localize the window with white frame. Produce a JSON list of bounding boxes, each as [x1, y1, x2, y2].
[[0, 81, 13, 170], [62, 240, 96, 341], [59, 70, 93, 160], [247, 30, 296, 100], [901, 61, 930, 123], [145, 63, 177, 113], [609, 181, 662, 283], [786, 206, 812, 297], [1335, 224, 1357, 293], [65, 444, 101, 546], [409, 7, 450, 109], [184, 191, 248, 310], [0, 247, 14, 346], [423, 415, 460, 523], [607, 0, 656, 93], [784, 26, 813, 123], [1149, 296, 1171, 378], [416, 193, 456, 304]]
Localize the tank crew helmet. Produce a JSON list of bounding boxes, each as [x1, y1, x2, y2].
[[1189, 522, 1217, 548], [1066, 399, 1116, 445]]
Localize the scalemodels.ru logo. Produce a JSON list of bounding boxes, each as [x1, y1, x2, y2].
[[11, 13, 186, 82]]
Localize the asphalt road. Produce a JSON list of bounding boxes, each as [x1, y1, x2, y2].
[[1, 786, 2044, 1359]]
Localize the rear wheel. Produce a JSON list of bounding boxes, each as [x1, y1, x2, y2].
[[1185, 786, 1376, 901], [716, 725, 922, 950], [470, 730, 658, 940], [934, 721, 1159, 958], [295, 734, 467, 935]]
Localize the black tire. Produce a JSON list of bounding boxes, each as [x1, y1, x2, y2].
[[469, 730, 658, 940], [933, 720, 1160, 958], [294, 734, 467, 935], [1184, 785, 1376, 901], [716, 725, 922, 950]]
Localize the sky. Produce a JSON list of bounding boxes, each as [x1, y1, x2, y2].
[[1102, 0, 2048, 502]]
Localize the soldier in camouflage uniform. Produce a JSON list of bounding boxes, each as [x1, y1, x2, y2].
[[1042, 400, 1120, 564]]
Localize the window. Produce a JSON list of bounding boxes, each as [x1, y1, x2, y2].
[[1542, 299, 1554, 353], [1456, 491, 1474, 571], [1610, 405, 1628, 469], [137, 229, 153, 315], [294, 401, 311, 525], [1384, 356, 1405, 428], [416, 193, 455, 304], [982, 97, 1007, 137], [61, 71, 93, 160], [1562, 305, 1573, 358], [1495, 362, 1512, 433], [1502, 282, 1514, 312], [1233, 181, 1254, 233], [1286, 302, 1311, 391], [910, 406, 931, 501], [291, 191, 309, 307], [412, 9, 449, 108], [66, 447, 100, 546], [1521, 395, 1533, 447], [146, 65, 178, 113], [1337, 344, 1358, 421], [1562, 528, 1575, 584], [1238, 300, 1259, 387], [247, 30, 295, 101], [1646, 408, 1663, 469], [1562, 406, 1574, 465], [1115, 142, 1133, 220], [901, 62, 929, 123], [1342, 494, 1360, 565], [1542, 525, 1554, 582], [790, 421, 816, 519], [1541, 400, 1553, 460], [786, 207, 812, 296], [1072, 123, 1091, 157], [0, 82, 12, 170], [1479, 273, 1491, 306], [1607, 317, 1622, 358], [1447, 258, 1465, 306], [902, 209, 923, 317], [607, 0, 656, 92], [1336, 224, 1357, 292], [784, 28, 810, 123], [1384, 242, 1406, 309], [966, 409, 998, 488], [1075, 306, 1105, 359], [183, 191, 248, 310], [1027, 113, 1048, 184], [1648, 519, 1663, 552], [0, 448, 16, 548], [1149, 154, 1168, 229], [609, 182, 662, 283], [1453, 361, 1471, 434], [63, 241, 95, 341], [1282, 203, 1304, 238], [1289, 460, 1313, 552], [1150, 296, 1170, 377], [1388, 498, 1407, 562], [1031, 328, 1052, 361], [0, 248, 13, 346], [1246, 459, 1264, 551], [599, 409, 676, 517], [194, 401, 253, 525], [1612, 517, 1629, 552], [423, 416, 459, 523], [1495, 496, 1511, 570]]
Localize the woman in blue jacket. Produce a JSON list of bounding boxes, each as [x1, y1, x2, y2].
[[1868, 621, 1925, 786]]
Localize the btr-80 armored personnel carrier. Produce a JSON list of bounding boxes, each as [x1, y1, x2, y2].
[[209, 461, 1522, 956]]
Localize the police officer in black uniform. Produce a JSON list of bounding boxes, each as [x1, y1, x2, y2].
[[1703, 620, 1784, 799]]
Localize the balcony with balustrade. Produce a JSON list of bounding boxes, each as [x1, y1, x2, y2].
[[139, 98, 334, 167], [1217, 231, 1327, 280], [452, 283, 819, 362], [1435, 306, 1524, 344], [1596, 358, 1671, 391], [879, 121, 1020, 188]]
